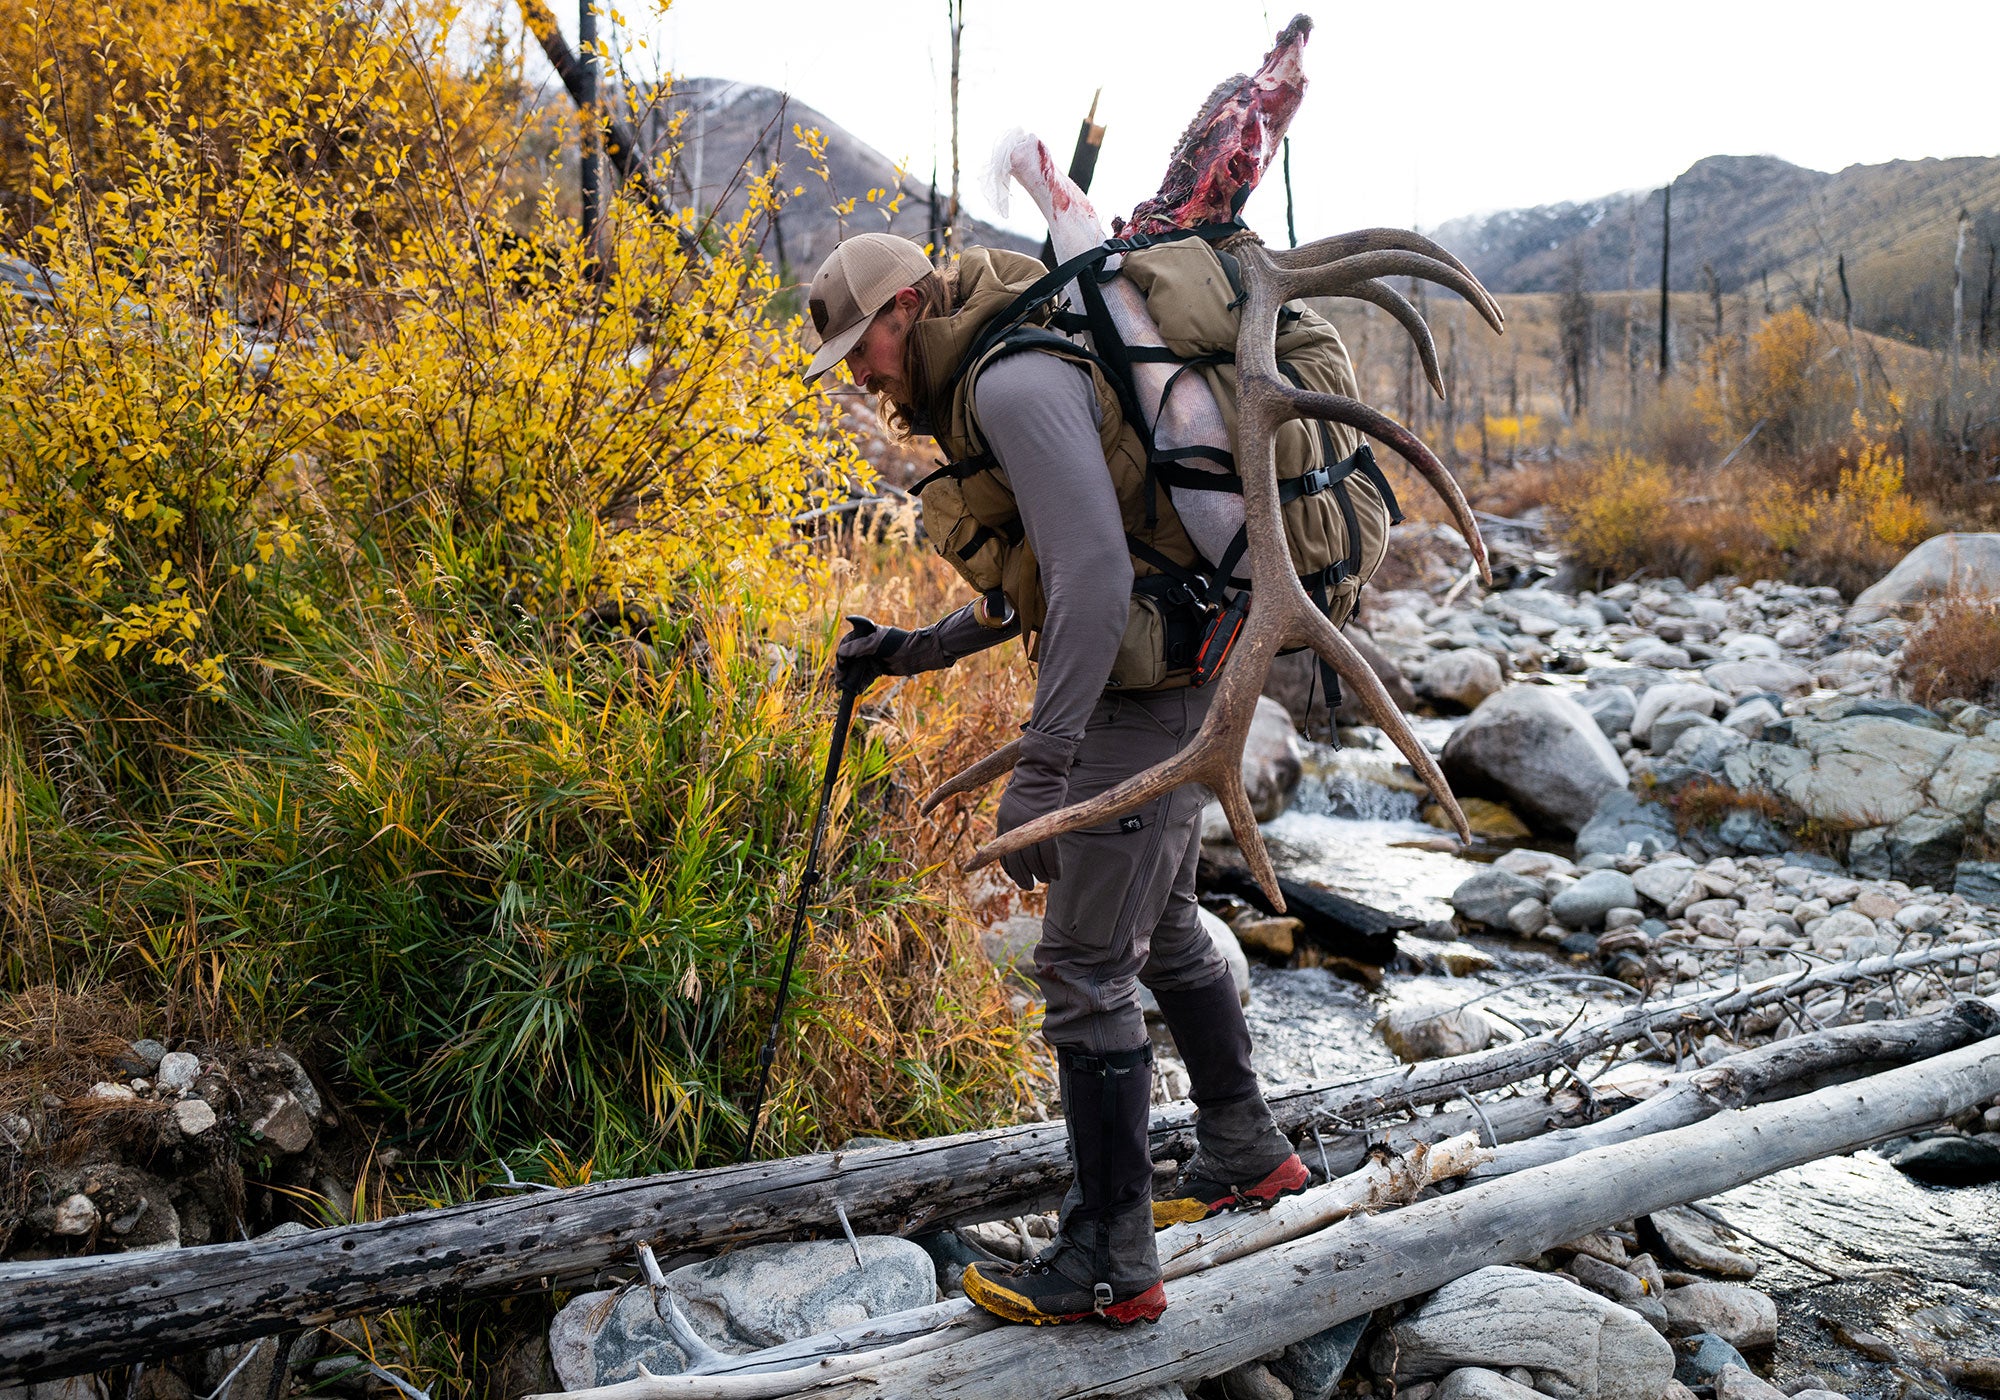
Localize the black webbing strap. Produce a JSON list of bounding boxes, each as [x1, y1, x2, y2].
[[1351, 441, 1405, 525], [910, 453, 996, 494]]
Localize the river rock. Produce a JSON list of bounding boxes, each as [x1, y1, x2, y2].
[[172, 1098, 218, 1137], [980, 914, 1041, 982], [1847, 532, 2000, 623], [1242, 695, 1305, 821], [1928, 736, 2000, 815], [1723, 717, 1965, 827], [1713, 1366, 1789, 1400], [1957, 861, 2000, 907], [1436, 1369, 1542, 1400], [1441, 687, 1629, 834], [1654, 711, 1730, 759], [1369, 1266, 1674, 1400], [550, 1237, 937, 1388], [1380, 1003, 1497, 1061], [1578, 685, 1637, 738], [50, 1193, 99, 1236], [1452, 869, 1549, 929], [1721, 698, 1781, 739], [1633, 684, 1729, 746], [156, 1051, 201, 1093], [1701, 659, 1814, 697], [1422, 648, 1506, 712], [1647, 1206, 1758, 1278], [1505, 897, 1550, 937], [1889, 1134, 2000, 1184], [1674, 1334, 1750, 1386], [1846, 810, 1966, 889], [1268, 1315, 1367, 1400], [1808, 908, 1876, 952], [1661, 1282, 1777, 1349], [1631, 856, 1698, 907], [1550, 870, 1639, 929], [1577, 790, 1679, 859]]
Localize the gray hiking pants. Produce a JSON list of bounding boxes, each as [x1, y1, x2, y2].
[[1035, 685, 1231, 1054]]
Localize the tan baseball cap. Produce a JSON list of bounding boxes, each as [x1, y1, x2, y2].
[[803, 233, 934, 381]]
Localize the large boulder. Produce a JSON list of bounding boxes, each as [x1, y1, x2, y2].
[[1846, 810, 1967, 889], [1848, 532, 2000, 624], [1722, 716, 1966, 827], [1550, 870, 1640, 929], [1660, 1282, 1778, 1350], [1442, 688, 1629, 834], [1421, 648, 1506, 712], [1369, 1265, 1674, 1400], [1144, 908, 1251, 1015], [550, 1237, 937, 1388], [1242, 695, 1305, 821]]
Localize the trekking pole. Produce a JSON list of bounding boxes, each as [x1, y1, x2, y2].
[[738, 618, 874, 1163]]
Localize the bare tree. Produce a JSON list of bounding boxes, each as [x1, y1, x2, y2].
[[1558, 249, 1593, 418], [1658, 181, 1672, 380], [1624, 197, 1640, 426], [1838, 253, 1864, 417], [1951, 207, 1970, 403], [946, 0, 965, 252]]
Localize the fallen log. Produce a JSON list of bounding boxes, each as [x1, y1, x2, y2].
[[530, 998, 2000, 1400], [767, 1034, 2000, 1399], [3, 938, 1991, 1383]]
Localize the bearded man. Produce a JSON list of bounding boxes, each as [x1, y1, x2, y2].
[[803, 231, 1310, 1328]]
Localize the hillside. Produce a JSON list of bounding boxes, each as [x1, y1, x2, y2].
[[629, 78, 1038, 273], [1432, 153, 2000, 348]]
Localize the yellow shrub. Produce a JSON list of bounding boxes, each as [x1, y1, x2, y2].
[[1555, 452, 1676, 579]]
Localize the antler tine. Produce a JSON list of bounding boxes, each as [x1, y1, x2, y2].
[[919, 740, 1022, 816], [1277, 250, 1504, 337], [1280, 385, 1490, 586], [1343, 278, 1445, 398], [1271, 230, 1505, 330]]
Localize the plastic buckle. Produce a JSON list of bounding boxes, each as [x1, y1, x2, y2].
[[1092, 1282, 1114, 1313], [1298, 466, 1328, 496]]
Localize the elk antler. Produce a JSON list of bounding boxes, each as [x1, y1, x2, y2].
[[930, 231, 1498, 909]]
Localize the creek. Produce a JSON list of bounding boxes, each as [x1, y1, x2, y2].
[[1231, 734, 2000, 1396]]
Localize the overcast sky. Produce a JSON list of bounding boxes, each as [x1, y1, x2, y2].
[[583, 0, 1997, 240]]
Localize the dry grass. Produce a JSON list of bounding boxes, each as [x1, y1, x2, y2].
[[1664, 778, 1789, 836], [1900, 596, 2000, 708]]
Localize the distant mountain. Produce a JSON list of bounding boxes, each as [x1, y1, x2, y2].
[[1431, 154, 2000, 348], [632, 78, 1039, 274]]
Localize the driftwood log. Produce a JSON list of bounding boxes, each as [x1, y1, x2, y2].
[[2, 940, 1992, 1384], [529, 998, 2000, 1400], [759, 1034, 2000, 1400]]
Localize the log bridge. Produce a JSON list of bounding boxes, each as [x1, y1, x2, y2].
[[2, 940, 1996, 1388]]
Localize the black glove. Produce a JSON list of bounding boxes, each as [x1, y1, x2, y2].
[[833, 616, 911, 691], [996, 727, 1079, 890]]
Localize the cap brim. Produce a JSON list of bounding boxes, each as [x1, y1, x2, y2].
[[804, 312, 877, 383]]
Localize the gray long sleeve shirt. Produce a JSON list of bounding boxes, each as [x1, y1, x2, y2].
[[899, 350, 1133, 746]]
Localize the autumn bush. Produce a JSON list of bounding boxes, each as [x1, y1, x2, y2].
[[1900, 596, 2000, 709], [0, 0, 1034, 1224]]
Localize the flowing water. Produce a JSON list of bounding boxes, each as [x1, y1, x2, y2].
[[1236, 735, 2000, 1392]]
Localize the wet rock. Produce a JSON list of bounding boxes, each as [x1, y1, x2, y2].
[[1577, 790, 1678, 859], [156, 1052, 200, 1093], [1846, 531, 2000, 623], [1889, 1134, 2000, 1184], [550, 1237, 937, 1388], [1421, 648, 1505, 712], [1702, 659, 1814, 697], [1451, 869, 1548, 929], [1369, 1266, 1673, 1400], [1550, 870, 1639, 929], [1441, 687, 1629, 834], [1242, 696, 1305, 821], [1436, 1369, 1540, 1400], [1660, 1281, 1777, 1349], [1267, 1315, 1367, 1400], [1713, 1366, 1788, 1400], [1379, 1003, 1497, 1062], [1578, 685, 1636, 739], [1633, 684, 1729, 746], [1674, 1334, 1750, 1386], [1957, 860, 2000, 907], [1646, 1206, 1758, 1278], [1233, 916, 1300, 959]]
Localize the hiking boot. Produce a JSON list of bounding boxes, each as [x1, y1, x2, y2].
[[965, 1045, 1165, 1326], [1149, 976, 1307, 1228]]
